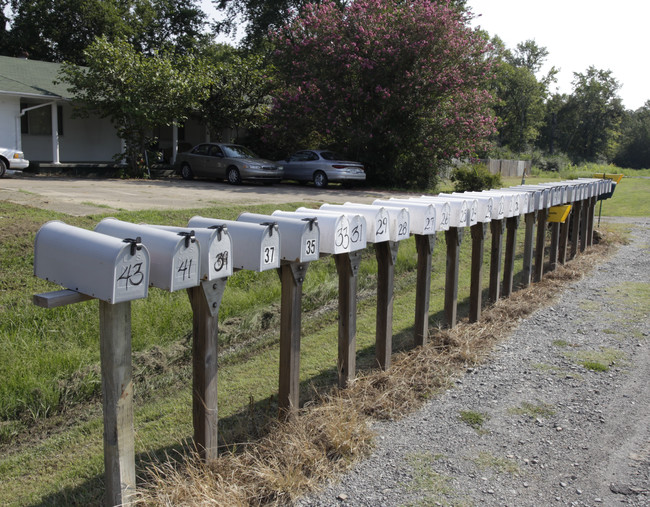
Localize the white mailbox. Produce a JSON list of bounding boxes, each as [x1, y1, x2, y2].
[[346, 202, 410, 242], [535, 183, 566, 205], [506, 187, 544, 211], [34, 221, 150, 303], [146, 224, 232, 280], [272, 210, 349, 255], [388, 198, 451, 232], [295, 207, 367, 252], [444, 193, 493, 223], [433, 195, 480, 225], [481, 191, 517, 217], [456, 191, 504, 220], [188, 217, 280, 272], [372, 199, 436, 235], [413, 196, 469, 227], [95, 218, 200, 292], [320, 203, 390, 243], [511, 185, 552, 209], [492, 189, 532, 214], [238, 212, 320, 263]]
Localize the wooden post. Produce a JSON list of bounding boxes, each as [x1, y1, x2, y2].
[[533, 208, 547, 282], [187, 279, 227, 461], [502, 216, 519, 297], [549, 222, 560, 271], [559, 219, 570, 264], [521, 211, 537, 287], [488, 219, 505, 303], [99, 300, 136, 507], [414, 234, 436, 346], [334, 251, 361, 388], [570, 199, 582, 259], [277, 261, 309, 415], [375, 241, 399, 369], [586, 195, 597, 247], [469, 223, 487, 323], [579, 198, 589, 252], [444, 227, 463, 328]]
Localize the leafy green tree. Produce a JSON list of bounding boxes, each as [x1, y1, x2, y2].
[[268, 0, 496, 188], [2, 0, 207, 64], [491, 38, 554, 152], [613, 101, 650, 169], [58, 37, 210, 176], [554, 67, 624, 162], [200, 46, 275, 141]]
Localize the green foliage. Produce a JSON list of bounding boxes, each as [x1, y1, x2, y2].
[[200, 47, 276, 141], [459, 410, 488, 430], [58, 37, 211, 177], [1, 0, 208, 64], [613, 101, 650, 169], [450, 164, 502, 192]]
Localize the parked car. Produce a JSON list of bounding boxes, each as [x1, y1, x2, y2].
[[176, 143, 283, 184], [279, 149, 366, 188], [0, 147, 29, 176]]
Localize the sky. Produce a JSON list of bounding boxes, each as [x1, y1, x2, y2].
[[467, 0, 649, 110]]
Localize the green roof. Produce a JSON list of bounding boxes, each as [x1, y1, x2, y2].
[[0, 55, 72, 99]]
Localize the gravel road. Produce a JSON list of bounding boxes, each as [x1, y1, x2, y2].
[[301, 217, 650, 507]]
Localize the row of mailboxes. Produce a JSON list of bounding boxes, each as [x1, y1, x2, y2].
[[34, 179, 613, 305]]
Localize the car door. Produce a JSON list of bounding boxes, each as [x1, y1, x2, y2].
[[286, 151, 318, 180], [207, 144, 227, 179], [188, 144, 210, 177]]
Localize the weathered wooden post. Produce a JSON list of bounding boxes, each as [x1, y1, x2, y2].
[[469, 222, 487, 322], [502, 215, 520, 297], [413, 234, 436, 344], [334, 251, 362, 387], [489, 218, 505, 302], [579, 197, 589, 253], [533, 208, 548, 282], [520, 210, 537, 287], [569, 199, 582, 259], [587, 194, 597, 247], [375, 240, 400, 369], [444, 226, 464, 328], [549, 222, 560, 270]]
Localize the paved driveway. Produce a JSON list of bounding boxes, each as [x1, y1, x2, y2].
[[0, 174, 403, 216]]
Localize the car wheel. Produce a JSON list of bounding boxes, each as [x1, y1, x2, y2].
[[180, 163, 193, 180], [313, 171, 328, 189], [227, 166, 242, 185], [0, 159, 6, 178]]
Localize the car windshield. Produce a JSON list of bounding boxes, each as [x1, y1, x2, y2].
[[223, 145, 257, 159], [320, 151, 346, 161]]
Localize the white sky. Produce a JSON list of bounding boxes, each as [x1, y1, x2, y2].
[[201, 0, 648, 110], [467, 0, 649, 110]]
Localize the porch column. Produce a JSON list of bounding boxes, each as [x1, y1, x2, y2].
[[51, 103, 60, 165], [172, 124, 178, 164]]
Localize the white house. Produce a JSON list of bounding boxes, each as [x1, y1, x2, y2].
[[0, 55, 212, 165]]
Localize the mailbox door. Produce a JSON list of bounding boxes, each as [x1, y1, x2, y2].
[[276, 210, 349, 254], [386, 207, 410, 241], [373, 199, 436, 235], [323, 204, 390, 243]]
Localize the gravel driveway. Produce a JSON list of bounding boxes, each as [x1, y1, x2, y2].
[[301, 218, 650, 507]]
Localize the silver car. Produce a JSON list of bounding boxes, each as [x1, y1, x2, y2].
[[0, 147, 29, 177], [176, 143, 283, 184], [280, 150, 366, 188]]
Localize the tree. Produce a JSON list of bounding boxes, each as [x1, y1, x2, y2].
[[554, 67, 624, 162], [490, 38, 554, 152], [268, 0, 496, 188], [614, 101, 650, 169], [199, 46, 275, 141], [2, 0, 207, 64], [58, 37, 210, 176]]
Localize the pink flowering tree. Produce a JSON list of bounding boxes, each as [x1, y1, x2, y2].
[[268, 0, 497, 187]]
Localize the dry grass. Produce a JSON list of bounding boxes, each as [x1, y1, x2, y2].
[[138, 232, 616, 506]]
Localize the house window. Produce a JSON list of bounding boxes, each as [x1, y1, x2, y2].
[[20, 104, 64, 135]]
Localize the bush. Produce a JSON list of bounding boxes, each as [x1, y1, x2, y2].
[[450, 164, 502, 192]]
